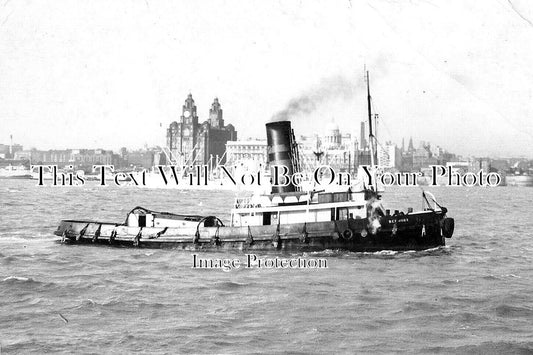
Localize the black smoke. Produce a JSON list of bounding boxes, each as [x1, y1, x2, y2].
[[271, 75, 361, 122]]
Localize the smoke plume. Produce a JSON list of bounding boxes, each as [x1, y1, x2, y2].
[[270, 75, 361, 122]]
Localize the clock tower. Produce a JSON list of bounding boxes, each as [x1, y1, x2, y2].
[[180, 93, 199, 164], [182, 93, 198, 126], [209, 97, 224, 128], [166, 93, 200, 165], [167, 93, 237, 166]]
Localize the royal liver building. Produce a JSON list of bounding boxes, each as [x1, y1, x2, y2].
[[166, 94, 237, 166]]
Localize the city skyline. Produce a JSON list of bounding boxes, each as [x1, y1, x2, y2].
[[3, 92, 466, 159], [0, 120, 521, 161], [1, 1, 533, 157], [0, 127, 501, 164]]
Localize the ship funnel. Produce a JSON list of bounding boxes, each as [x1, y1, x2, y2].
[[266, 120, 301, 194]]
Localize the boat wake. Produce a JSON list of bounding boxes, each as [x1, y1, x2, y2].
[[303, 246, 452, 259], [0, 235, 58, 244]]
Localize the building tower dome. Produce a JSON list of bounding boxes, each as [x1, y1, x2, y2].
[[209, 97, 224, 128], [326, 121, 339, 133], [324, 119, 341, 148], [185, 93, 195, 107]]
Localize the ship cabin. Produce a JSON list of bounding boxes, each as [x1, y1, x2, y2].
[[230, 189, 376, 227], [126, 206, 221, 229]]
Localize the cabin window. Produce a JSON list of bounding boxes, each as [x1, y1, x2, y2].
[[138, 215, 146, 227], [330, 208, 335, 221], [204, 217, 216, 227], [337, 208, 349, 220], [263, 212, 271, 225]]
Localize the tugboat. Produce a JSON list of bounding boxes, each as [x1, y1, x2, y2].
[[54, 73, 454, 251]]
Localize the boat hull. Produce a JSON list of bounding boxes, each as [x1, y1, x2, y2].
[[54, 211, 450, 252], [0, 174, 32, 179]]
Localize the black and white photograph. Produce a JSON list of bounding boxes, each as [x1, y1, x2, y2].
[[1, 0, 532, 353]]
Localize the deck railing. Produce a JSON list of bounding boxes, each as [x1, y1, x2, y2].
[[234, 197, 253, 209]]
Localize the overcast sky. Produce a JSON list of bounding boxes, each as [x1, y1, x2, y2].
[[1, 0, 533, 158]]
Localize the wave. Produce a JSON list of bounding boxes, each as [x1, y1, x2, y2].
[[494, 304, 533, 318], [1, 275, 54, 288], [72, 298, 123, 310], [1, 275, 59, 293], [130, 251, 158, 259], [2, 275, 32, 282], [71, 297, 186, 314], [425, 341, 533, 354], [401, 300, 442, 313], [299, 246, 453, 260], [213, 281, 251, 290], [439, 295, 491, 304]]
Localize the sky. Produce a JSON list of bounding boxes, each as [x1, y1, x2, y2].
[[1, 0, 533, 158]]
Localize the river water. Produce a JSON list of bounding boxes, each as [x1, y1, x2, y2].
[[1, 180, 532, 354]]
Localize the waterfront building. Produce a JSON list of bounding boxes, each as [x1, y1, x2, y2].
[[377, 142, 401, 169], [399, 138, 457, 172], [323, 122, 342, 149], [0, 143, 23, 159], [412, 144, 438, 171], [320, 149, 354, 172], [225, 140, 267, 169], [360, 122, 367, 150], [14, 149, 49, 163], [490, 159, 509, 173], [70, 149, 113, 165], [407, 137, 415, 153], [468, 158, 490, 174], [14, 148, 114, 169], [167, 95, 237, 166], [299, 126, 358, 173], [124, 150, 155, 169]]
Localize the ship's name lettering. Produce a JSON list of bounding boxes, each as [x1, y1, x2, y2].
[[389, 218, 409, 223]]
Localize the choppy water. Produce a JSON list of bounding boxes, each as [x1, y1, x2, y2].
[[1, 180, 532, 354]]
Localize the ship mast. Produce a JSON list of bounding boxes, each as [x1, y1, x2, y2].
[[366, 71, 375, 166], [366, 71, 377, 190]]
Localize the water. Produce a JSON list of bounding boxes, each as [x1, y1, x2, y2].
[[1, 180, 532, 354]]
